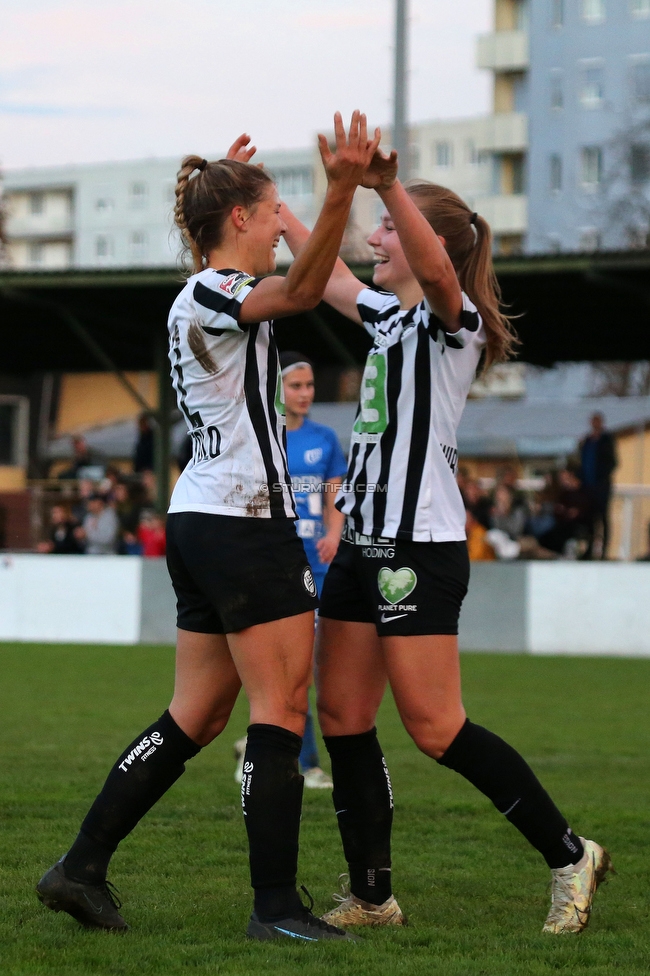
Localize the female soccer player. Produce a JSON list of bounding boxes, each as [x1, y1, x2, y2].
[[35, 112, 380, 943], [280, 151, 612, 934]]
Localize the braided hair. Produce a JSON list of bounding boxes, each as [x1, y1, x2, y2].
[[174, 156, 274, 273]]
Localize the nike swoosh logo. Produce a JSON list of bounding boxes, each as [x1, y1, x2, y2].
[[380, 613, 409, 623], [82, 893, 104, 914], [273, 926, 318, 941]]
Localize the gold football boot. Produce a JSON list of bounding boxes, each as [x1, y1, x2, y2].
[[543, 838, 613, 934]]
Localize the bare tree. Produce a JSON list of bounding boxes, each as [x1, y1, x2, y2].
[[0, 164, 8, 267], [602, 113, 650, 249], [589, 361, 650, 397]]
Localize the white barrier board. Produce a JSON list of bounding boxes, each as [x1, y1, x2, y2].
[[527, 563, 650, 656], [0, 555, 141, 644]]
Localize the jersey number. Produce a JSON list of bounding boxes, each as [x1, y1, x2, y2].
[[353, 354, 388, 435]]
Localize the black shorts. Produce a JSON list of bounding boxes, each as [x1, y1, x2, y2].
[[166, 513, 319, 634], [318, 520, 469, 636]]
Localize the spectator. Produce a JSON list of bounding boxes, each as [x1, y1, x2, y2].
[[36, 505, 84, 554], [71, 478, 95, 525], [461, 477, 492, 529], [134, 414, 155, 473], [78, 494, 120, 555], [538, 467, 593, 558], [580, 412, 617, 559], [137, 510, 166, 557], [57, 436, 103, 480], [525, 474, 557, 542], [491, 484, 527, 541], [465, 507, 496, 561]]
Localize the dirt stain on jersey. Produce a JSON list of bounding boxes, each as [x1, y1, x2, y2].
[[188, 319, 218, 374], [246, 492, 270, 516]]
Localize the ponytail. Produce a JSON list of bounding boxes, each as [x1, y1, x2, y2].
[[174, 156, 274, 273], [405, 180, 518, 371]]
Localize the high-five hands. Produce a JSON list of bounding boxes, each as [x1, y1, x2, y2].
[[317, 111, 382, 192], [225, 115, 397, 192], [226, 134, 258, 163], [361, 147, 399, 191]]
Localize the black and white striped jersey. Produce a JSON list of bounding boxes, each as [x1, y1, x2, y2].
[[336, 288, 486, 542], [167, 267, 295, 519]]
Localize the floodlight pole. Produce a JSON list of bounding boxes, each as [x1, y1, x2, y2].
[[393, 0, 409, 181]]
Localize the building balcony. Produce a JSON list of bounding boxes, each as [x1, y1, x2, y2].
[[476, 30, 529, 72], [473, 194, 528, 235], [476, 113, 528, 154], [6, 216, 74, 239]]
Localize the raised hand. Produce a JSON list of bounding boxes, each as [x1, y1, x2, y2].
[[317, 111, 382, 192], [361, 147, 399, 190], [226, 133, 258, 163]]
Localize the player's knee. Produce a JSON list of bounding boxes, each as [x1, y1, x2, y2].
[[405, 712, 466, 760]]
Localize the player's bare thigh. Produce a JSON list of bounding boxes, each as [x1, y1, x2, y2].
[[315, 617, 387, 736], [227, 611, 315, 736], [169, 629, 242, 746], [380, 633, 466, 759]]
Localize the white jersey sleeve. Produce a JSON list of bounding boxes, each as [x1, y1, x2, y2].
[[191, 268, 259, 334], [356, 288, 402, 339]]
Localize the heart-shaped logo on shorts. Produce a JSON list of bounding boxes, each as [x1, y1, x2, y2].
[[377, 567, 417, 605]]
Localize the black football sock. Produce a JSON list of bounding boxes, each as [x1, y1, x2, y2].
[[64, 710, 201, 884], [324, 728, 394, 905], [242, 724, 305, 921], [438, 719, 584, 869]]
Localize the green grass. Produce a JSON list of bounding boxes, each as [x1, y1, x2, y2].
[[0, 645, 648, 975]]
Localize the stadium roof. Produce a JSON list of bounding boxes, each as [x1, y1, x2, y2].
[[1, 249, 650, 372]]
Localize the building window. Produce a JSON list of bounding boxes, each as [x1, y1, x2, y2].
[[631, 60, 650, 103], [580, 64, 605, 109], [630, 0, 650, 19], [95, 234, 113, 258], [129, 182, 148, 210], [29, 192, 45, 215], [631, 144, 650, 183], [582, 0, 605, 23], [550, 70, 564, 109], [579, 228, 601, 251], [276, 168, 313, 197], [129, 231, 148, 261], [95, 197, 113, 212], [164, 181, 176, 204], [29, 242, 44, 266], [434, 141, 453, 167], [550, 154, 563, 192], [551, 0, 564, 27], [581, 146, 603, 187], [465, 139, 479, 165]]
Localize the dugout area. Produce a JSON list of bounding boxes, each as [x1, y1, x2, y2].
[[1, 248, 649, 510]]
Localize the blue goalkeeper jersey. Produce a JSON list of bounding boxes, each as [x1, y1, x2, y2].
[[285, 418, 348, 579]]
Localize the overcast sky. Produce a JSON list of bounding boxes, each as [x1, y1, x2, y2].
[[0, 0, 492, 170]]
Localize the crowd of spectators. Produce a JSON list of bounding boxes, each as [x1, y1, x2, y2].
[[460, 465, 605, 562], [37, 418, 166, 558], [37, 472, 166, 557]]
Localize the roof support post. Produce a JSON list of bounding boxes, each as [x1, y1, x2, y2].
[[154, 332, 172, 515]]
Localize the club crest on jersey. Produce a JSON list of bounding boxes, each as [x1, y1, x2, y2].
[[302, 566, 317, 597], [304, 448, 322, 465], [218, 272, 254, 297]]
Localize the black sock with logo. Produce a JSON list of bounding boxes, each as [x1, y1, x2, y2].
[[63, 710, 201, 884], [438, 719, 584, 869], [242, 724, 305, 921], [324, 728, 394, 906]]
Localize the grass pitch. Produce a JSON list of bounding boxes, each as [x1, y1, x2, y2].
[[0, 644, 648, 976]]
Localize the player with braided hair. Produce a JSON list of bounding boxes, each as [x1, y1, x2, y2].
[[36, 112, 381, 943]]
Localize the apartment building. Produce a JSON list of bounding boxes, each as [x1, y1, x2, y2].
[[2, 150, 316, 270], [527, 0, 650, 253]]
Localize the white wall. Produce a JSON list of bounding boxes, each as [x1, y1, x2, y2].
[[527, 563, 650, 656], [0, 555, 142, 643]]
